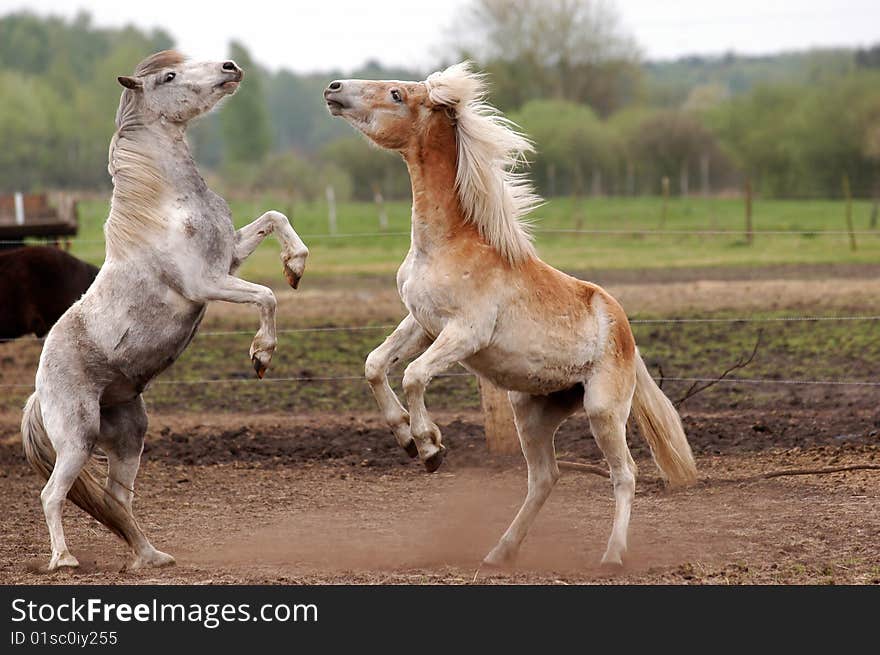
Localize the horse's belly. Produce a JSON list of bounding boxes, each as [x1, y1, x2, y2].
[[97, 313, 204, 405], [114, 306, 205, 371], [463, 344, 592, 395], [83, 279, 206, 387]]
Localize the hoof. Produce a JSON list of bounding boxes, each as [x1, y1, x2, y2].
[[252, 356, 267, 379], [130, 550, 176, 570], [47, 551, 79, 571], [423, 445, 447, 473], [600, 555, 624, 572], [283, 265, 301, 289], [482, 545, 517, 570], [403, 439, 419, 459]]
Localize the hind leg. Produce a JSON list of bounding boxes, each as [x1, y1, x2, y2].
[[584, 370, 637, 567], [38, 391, 101, 571], [105, 451, 174, 569], [588, 412, 636, 567], [483, 387, 583, 568], [41, 444, 90, 571], [100, 399, 174, 569]]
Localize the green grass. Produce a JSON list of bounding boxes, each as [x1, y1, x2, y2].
[[145, 308, 880, 413], [3, 309, 877, 414], [142, 310, 880, 413], [63, 196, 880, 282]]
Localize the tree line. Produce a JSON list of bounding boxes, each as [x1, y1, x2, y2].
[[1, 4, 879, 202]]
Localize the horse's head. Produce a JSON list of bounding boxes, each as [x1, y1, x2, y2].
[[323, 62, 500, 157], [116, 50, 243, 126], [325, 62, 492, 153], [323, 75, 435, 151]]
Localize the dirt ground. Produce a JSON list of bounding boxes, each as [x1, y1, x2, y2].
[[1, 407, 877, 585], [1, 265, 878, 585]]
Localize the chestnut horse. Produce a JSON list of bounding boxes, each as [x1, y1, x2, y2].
[[325, 63, 697, 568], [22, 51, 309, 571]]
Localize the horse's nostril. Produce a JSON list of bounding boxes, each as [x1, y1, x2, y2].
[[222, 61, 238, 72], [328, 81, 342, 91]]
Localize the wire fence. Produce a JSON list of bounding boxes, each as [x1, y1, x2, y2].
[[0, 371, 877, 390], [0, 314, 880, 389], [1, 371, 878, 391], [4, 313, 880, 343], [2, 312, 878, 391], [4, 226, 880, 247]]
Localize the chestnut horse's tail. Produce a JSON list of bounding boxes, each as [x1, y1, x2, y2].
[[631, 353, 698, 487], [21, 393, 137, 546]]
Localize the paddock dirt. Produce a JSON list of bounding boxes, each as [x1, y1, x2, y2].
[[0, 265, 878, 584], [1, 406, 877, 585]]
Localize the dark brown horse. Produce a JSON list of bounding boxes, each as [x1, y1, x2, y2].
[[0, 246, 98, 340]]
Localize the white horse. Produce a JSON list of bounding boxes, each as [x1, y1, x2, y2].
[[325, 63, 697, 568], [22, 51, 309, 571]]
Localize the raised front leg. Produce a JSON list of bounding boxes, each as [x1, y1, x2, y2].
[[402, 322, 485, 472], [231, 210, 309, 288], [365, 314, 432, 458], [185, 276, 278, 378]]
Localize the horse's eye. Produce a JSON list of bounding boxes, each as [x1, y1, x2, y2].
[[164, 72, 176, 83], [390, 89, 402, 103]]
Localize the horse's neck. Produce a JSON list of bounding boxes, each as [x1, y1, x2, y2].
[[105, 122, 206, 259], [403, 125, 471, 256], [148, 124, 206, 194]]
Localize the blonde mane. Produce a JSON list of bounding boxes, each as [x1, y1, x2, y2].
[[105, 50, 184, 258], [424, 62, 541, 265]]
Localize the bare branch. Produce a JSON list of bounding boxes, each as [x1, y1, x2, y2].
[[557, 460, 610, 477], [757, 464, 880, 479], [674, 330, 763, 408], [710, 464, 880, 484]]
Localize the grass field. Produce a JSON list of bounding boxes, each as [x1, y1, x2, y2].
[[61, 195, 880, 281]]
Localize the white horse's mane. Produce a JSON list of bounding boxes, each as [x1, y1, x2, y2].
[[105, 50, 184, 258], [424, 62, 541, 265]]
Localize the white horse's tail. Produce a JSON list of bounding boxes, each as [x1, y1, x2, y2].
[[631, 353, 698, 487], [21, 393, 138, 546]]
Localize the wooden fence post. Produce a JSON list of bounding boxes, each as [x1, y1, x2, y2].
[[660, 176, 670, 228], [591, 169, 602, 197], [744, 178, 753, 245], [570, 162, 585, 234], [700, 153, 710, 197], [325, 185, 337, 235], [842, 174, 856, 251], [478, 378, 520, 455], [372, 184, 388, 231]]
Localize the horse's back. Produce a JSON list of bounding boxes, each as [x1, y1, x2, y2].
[[523, 257, 636, 363]]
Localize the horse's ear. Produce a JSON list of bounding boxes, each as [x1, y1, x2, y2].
[[117, 76, 143, 90]]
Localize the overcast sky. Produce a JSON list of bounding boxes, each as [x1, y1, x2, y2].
[[3, 0, 879, 73]]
